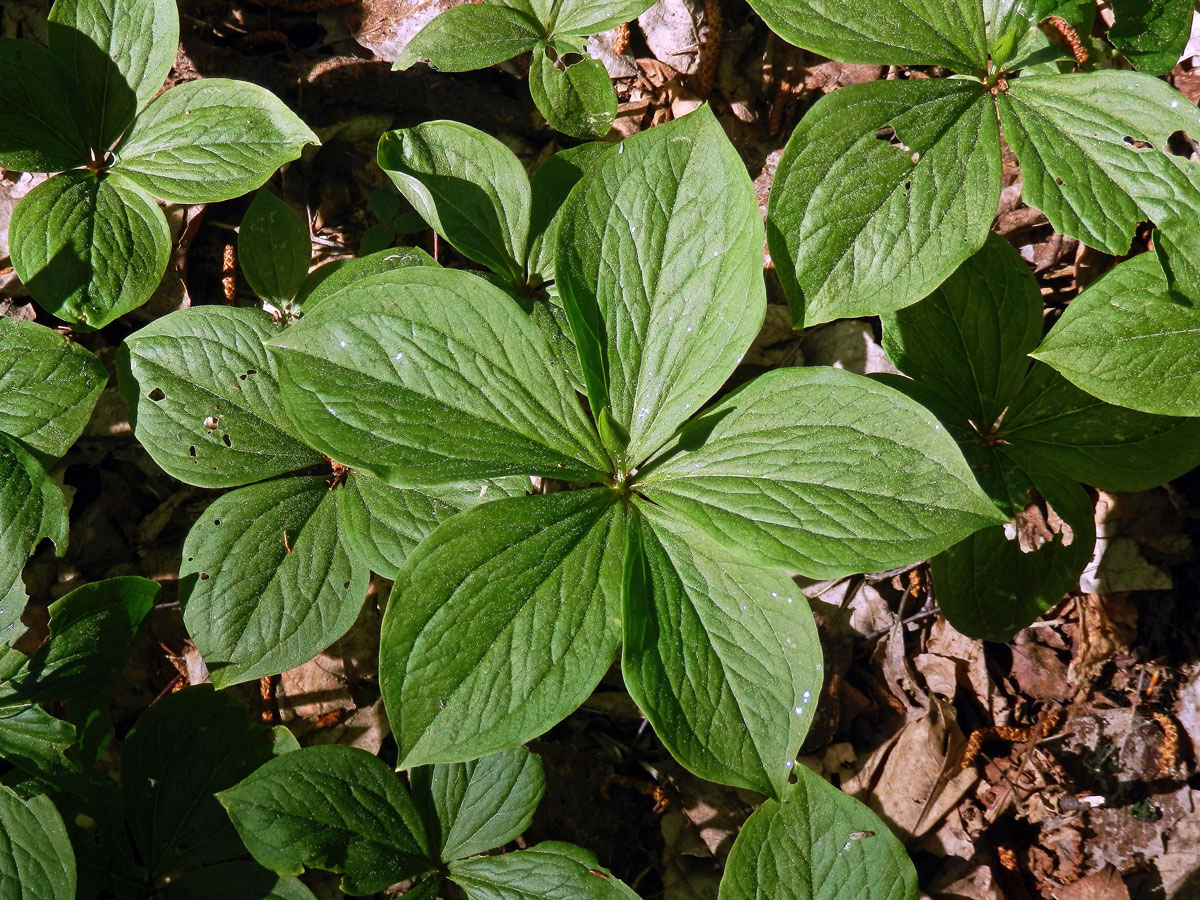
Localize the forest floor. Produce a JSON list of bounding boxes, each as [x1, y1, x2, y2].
[[3, 1, 1200, 898]]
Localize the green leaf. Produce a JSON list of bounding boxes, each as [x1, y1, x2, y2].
[[1109, 0, 1194, 74], [338, 471, 520, 580], [120, 306, 323, 488], [932, 466, 1095, 641], [530, 44, 616, 140], [0, 786, 75, 900], [381, 490, 626, 767], [296, 246, 437, 312], [0, 435, 68, 651], [550, 0, 656, 35], [0, 318, 107, 457], [1001, 361, 1200, 491], [743, 0, 987, 72], [122, 686, 280, 877], [767, 78, 1000, 327], [113, 79, 319, 204], [47, 0, 178, 148], [0, 37, 90, 172], [527, 142, 614, 286], [719, 765, 918, 900], [180, 477, 368, 688], [996, 72, 1200, 256], [638, 367, 1005, 580], [983, 0, 1092, 71], [410, 747, 544, 862], [239, 190, 311, 306], [10, 170, 170, 330], [218, 745, 430, 895], [159, 862, 316, 900], [623, 505, 822, 799], [0, 705, 77, 779], [267, 266, 610, 486], [5, 577, 157, 706], [394, 3, 542, 72], [879, 234, 1042, 433], [378, 121, 531, 283], [1032, 253, 1200, 416], [450, 842, 639, 900], [556, 106, 766, 467]]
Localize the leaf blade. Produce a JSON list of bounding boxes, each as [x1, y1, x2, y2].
[[623, 505, 822, 798], [639, 367, 1005, 580], [121, 306, 323, 488], [555, 105, 767, 464], [218, 745, 430, 894], [180, 478, 368, 688], [0, 787, 75, 900], [238, 190, 311, 306], [768, 78, 1000, 326], [450, 842, 640, 900], [114, 79, 319, 204], [380, 490, 626, 767], [10, 171, 170, 329], [268, 266, 610, 486]]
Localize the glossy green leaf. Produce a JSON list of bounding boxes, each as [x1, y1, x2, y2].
[[10, 170, 170, 330], [121, 306, 322, 488], [996, 72, 1200, 256], [180, 477, 368, 688], [395, 3, 542, 72], [1033, 253, 1200, 416], [551, 0, 655, 35], [410, 747, 544, 862], [0, 37, 89, 173], [879, 234, 1041, 432], [768, 78, 999, 326], [1001, 361, 1200, 491], [239, 190, 310, 306], [530, 45, 616, 140], [218, 745, 430, 895], [47, 0, 178, 148], [122, 686, 281, 878], [114, 79, 319, 204], [984, 0, 1093, 71], [743, 0, 987, 72], [0, 435, 68, 651], [623, 505, 822, 799], [0, 705, 77, 779], [719, 765, 918, 900], [450, 842, 639, 900], [983, 0, 1058, 48], [639, 367, 1005, 580], [932, 467, 1094, 642], [5, 577, 156, 706], [556, 106, 766, 467], [0, 785, 75, 900], [1109, 0, 1194, 74], [296, 246, 437, 312], [268, 266, 610, 486], [338, 471, 520, 580], [378, 121, 531, 282], [0, 318, 107, 457], [381, 490, 626, 767], [159, 862, 316, 900]]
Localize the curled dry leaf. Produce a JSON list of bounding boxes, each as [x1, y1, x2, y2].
[[354, 0, 468, 62]]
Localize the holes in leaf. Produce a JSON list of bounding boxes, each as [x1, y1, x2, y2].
[[1124, 135, 1153, 150], [1166, 130, 1198, 159], [1055, 177, 1064, 185], [148, 388, 166, 401], [188, 445, 197, 457], [222, 434, 232, 448], [874, 125, 910, 152], [214, 518, 222, 526], [200, 573, 210, 581], [240, 369, 257, 381], [203, 416, 219, 430], [343, 580, 350, 589], [904, 181, 912, 191], [186, 557, 194, 562]]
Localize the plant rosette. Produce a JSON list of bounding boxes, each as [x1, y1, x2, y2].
[[878, 235, 1200, 641], [753, 0, 1200, 326], [0, 0, 317, 329], [395, 0, 656, 138], [265, 105, 1003, 899]]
